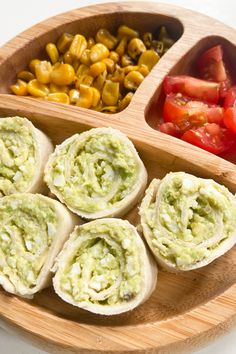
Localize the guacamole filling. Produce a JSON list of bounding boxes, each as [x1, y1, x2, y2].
[[59, 222, 142, 305], [47, 132, 138, 213], [144, 173, 236, 268], [0, 194, 57, 288], [0, 117, 37, 197]]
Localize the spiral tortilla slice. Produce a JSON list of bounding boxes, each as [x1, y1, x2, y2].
[[53, 218, 157, 315], [139, 172, 236, 271], [44, 127, 147, 219], [0, 193, 80, 298], [0, 116, 53, 197]]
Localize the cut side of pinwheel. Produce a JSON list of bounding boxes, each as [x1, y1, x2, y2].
[[0, 116, 53, 197], [44, 127, 147, 219], [139, 172, 236, 271], [53, 218, 157, 315], [0, 193, 79, 298]]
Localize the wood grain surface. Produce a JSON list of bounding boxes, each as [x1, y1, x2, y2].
[[0, 2, 236, 353]]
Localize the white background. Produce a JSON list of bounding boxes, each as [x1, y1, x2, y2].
[[0, 0, 236, 353]]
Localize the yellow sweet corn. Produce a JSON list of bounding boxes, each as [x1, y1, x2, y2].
[[95, 29, 117, 50], [90, 43, 109, 62], [138, 50, 160, 71], [27, 79, 49, 97], [124, 71, 144, 90], [93, 71, 107, 91], [151, 40, 164, 56], [102, 80, 119, 106], [118, 92, 133, 111], [121, 54, 134, 67], [91, 87, 101, 107], [87, 37, 95, 49], [138, 64, 149, 77], [46, 43, 59, 64], [76, 64, 90, 77], [75, 75, 94, 88], [49, 83, 69, 94], [63, 51, 74, 65], [91, 99, 103, 111], [46, 93, 70, 104], [80, 49, 92, 66], [117, 25, 139, 39], [89, 61, 106, 77], [110, 65, 124, 84], [10, 79, 28, 96], [142, 32, 153, 48], [102, 58, 115, 73], [35, 61, 52, 84], [69, 89, 80, 104], [124, 65, 139, 74], [76, 85, 93, 108], [17, 70, 35, 82], [128, 38, 146, 60], [29, 59, 41, 74], [100, 106, 119, 113], [57, 32, 74, 53], [109, 51, 119, 63], [115, 37, 127, 57], [51, 63, 75, 85], [69, 34, 87, 59]]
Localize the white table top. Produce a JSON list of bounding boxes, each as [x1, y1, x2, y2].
[[0, 0, 236, 353]]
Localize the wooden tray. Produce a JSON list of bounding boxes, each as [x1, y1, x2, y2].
[[0, 2, 236, 353]]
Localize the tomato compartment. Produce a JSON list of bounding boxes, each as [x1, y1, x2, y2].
[[145, 36, 236, 159]]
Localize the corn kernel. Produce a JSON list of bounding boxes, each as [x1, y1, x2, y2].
[[80, 49, 92, 66], [128, 38, 146, 60], [118, 92, 133, 111], [27, 79, 49, 97], [102, 58, 115, 73], [121, 54, 134, 67], [63, 51, 74, 65], [100, 106, 119, 113], [91, 100, 103, 111], [69, 34, 87, 60], [10, 79, 28, 96], [57, 33, 74, 53], [90, 43, 109, 63], [89, 61, 106, 77], [124, 65, 139, 74], [151, 40, 164, 56], [124, 71, 144, 90], [46, 93, 70, 104], [49, 83, 69, 94], [17, 70, 35, 82], [102, 80, 119, 106], [87, 37, 95, 49], [110, 65, 124, 84], [51, 63, 75, 86], [109, 51, 119, 63], [46, 43, 59, 64], [29, 59, 41, 74], [76, 64, 90, 77], [76, 85, 93, 108], [138, 64, 149, 77], [35, 61, 52, 84], [117, 25, 139, 39], [115, 37, 127, 57], [75, 75, 94, 88], [138, 50, 159, 71], [95, 29, 117, 50], [142, 32, 153, 48], [91, 87, 101, 107], [93, 71, 107, 91], [69, 89, 80, 104]]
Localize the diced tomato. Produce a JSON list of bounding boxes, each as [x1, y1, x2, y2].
[[224, 86, 236, 108], [181, 123, 235, 154], [163, 75, 220, 104], [197, 45, 232, 97], [223, 107, 236, 133], [163, 93, 224, 129], [159, 122, 181, 137]]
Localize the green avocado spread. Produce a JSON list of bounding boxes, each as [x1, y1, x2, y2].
[[143, 172, 236, 268], [46, 131, 139, 213], [59, 221, 142, 305], [0, 117, 37, 197], [0, 194, 57, 288]]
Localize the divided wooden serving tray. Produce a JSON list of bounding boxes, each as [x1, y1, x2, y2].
[[0, 2, 236, 353]]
